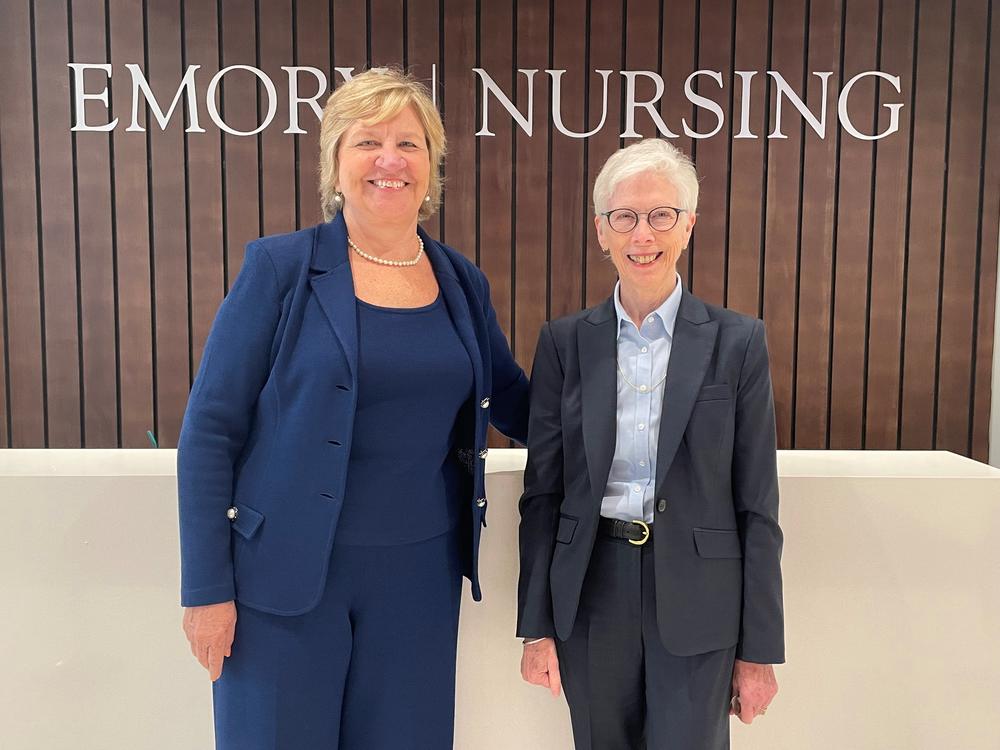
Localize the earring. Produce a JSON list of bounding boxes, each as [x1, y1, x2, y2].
[[600, 247, 610, 256], [333, 192, 343, 206], [424, 195, 431, 203]]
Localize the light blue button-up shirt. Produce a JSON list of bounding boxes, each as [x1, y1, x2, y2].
[[601, 274, 683, 523]]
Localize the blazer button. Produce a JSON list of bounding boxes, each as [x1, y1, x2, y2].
[[479, 448, 489, 459], [226, 506, 238, 520], [656, 498, 667, 513], [480, 397, 490, 408], [476, 497, 487, 508]]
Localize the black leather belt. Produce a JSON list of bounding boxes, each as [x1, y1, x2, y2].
[[599, 516, 652, 546]]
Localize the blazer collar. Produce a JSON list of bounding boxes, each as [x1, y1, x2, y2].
[[307, 214, 477, 388]]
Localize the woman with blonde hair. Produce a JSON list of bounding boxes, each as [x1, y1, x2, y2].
[[177, 68, 528, 749]]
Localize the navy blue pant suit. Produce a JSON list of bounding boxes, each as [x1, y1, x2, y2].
[[177, 214, 529, 749]]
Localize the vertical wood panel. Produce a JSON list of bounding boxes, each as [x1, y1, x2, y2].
[[0, 184, 8, 447], [936, 0, 989, 454], [294, 0, 330, 227], [370, 0, 404, 66], [109, 0, 155, 447], [74, 0, 119, 447], [726, 0, 770, 317], [900, 0, 952, 449], [333, 0, 368, 76], [828, 0, 879, 449], [549, 0, 588, 320], [972, 0, 999, 463], [0, 0, 46, 446], [513, 0, 551, 369], [478, 0, 514, 333], [441, 0, 476, 259], [36, 0, 82, 447], [865, 0, 915, 450], [793, 0, 842, 448], [147, 0, 190, 448], [220, 0, 261, 287], [762, 0, 806, 449], [184, 0, 225, 377], [259, 0, 297, 238], [584, 0, 624, 307], [691, 0, 733, 305], [659, 0, 697, 290], [406, 0, 440, 239]]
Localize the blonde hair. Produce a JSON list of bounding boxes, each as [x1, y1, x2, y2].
[[592, 139, 700, 215], [318, 68, 446, 222]]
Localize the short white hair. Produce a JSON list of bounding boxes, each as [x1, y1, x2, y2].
[[592, 139, 700, 216]]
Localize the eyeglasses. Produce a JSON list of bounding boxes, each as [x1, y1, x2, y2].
[[600, 205, 686, 233]]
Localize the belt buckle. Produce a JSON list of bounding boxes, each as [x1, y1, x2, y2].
[[628, 519, 650, 546]]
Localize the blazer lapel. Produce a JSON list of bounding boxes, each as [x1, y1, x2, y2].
[[308, 217, 358, 379], [655, 291, 719, 489], [578, 299, 618, 505]]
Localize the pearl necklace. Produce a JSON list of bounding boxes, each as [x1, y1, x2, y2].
[[348, 235, 424, 267], [616, 359, 668, 393]]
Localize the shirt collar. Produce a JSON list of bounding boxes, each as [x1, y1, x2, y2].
[[613, 273, 683, 341]]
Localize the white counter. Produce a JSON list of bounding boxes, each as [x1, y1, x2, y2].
[[1, 449, 998, 749]]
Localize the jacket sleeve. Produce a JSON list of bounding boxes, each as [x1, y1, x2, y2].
[[176, 242, 282, 607], [516, 322, 564, 638], [732, 319, 785, 663], [480, 273, 529, 445]]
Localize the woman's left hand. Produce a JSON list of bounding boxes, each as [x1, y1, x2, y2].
[[182, 601, 237, 681]]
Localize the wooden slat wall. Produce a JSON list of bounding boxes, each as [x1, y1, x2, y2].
[[0, 0, 996, 460]]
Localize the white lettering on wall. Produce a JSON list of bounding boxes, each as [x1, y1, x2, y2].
[[125, 63, 204, 132], [621, 71, 679, 138], [284, 66, 328, 134], [733, 71, 757, 139], [68, 63, 118, 131], [473, 68, 537, 136], [683, 70, 725, 139], [547, 69, 612, 138], [205, 65, 278, 136], [769, 71, 831, 138], [838, 71, 903, 140], [66, 62, 904, 141]]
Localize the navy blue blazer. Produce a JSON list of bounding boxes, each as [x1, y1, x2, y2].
[[517, 291, 784, 663], [178, 214, 529, 615]]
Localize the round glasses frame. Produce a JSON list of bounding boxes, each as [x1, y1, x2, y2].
[[599, 205, 686, 233]]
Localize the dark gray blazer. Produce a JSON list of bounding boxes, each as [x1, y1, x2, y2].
[[516, 289, 784, 663]]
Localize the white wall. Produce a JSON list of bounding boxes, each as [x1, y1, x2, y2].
[[2, 450, 999, 750]]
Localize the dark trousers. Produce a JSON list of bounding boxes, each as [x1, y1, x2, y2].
[[556, 533, 735, 750], [212, 529, 463, 750]]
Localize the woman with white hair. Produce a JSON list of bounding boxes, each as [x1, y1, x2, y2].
[[177, 68, 528, 749], [517, 138, 784, 749]]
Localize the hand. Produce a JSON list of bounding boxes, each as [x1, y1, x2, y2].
[[520, 638, 562, 697], [182, 601, 237, 681], [730, 659, 778, 724]]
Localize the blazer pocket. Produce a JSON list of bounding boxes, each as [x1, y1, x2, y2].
[[693, 527, 742, 558], [231, 503, 265, 540], [695, 383, 732, 402], [555, 514, 579, 544]]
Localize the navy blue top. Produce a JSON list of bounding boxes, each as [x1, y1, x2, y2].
[[337, 292, 475, 545]]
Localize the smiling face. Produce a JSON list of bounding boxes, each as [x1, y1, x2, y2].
[[336, 105, 431, 230], [595, 170, 696, 301]]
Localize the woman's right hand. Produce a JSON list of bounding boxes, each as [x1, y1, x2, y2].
[[182, 601, 237, 681], [520, 638, 561, 697]]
